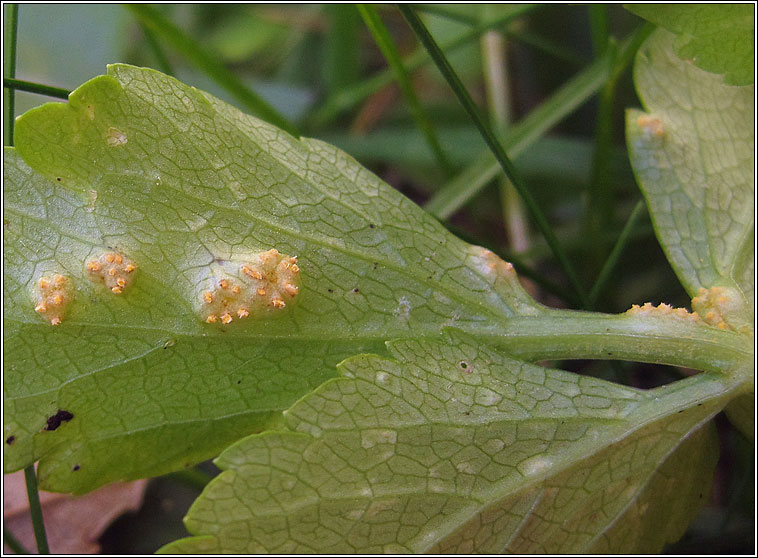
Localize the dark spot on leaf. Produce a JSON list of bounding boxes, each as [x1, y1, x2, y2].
[[463, 411, 470, 416], [6, 435, 15, 445], [352, 288, 359, 293], [56, 177, 62, 182], [373, 262, 378, 270], [72, 464, 80, 471], [457, 360, 472, 373], [369, 223, 375, 229], [44, 409, 74, 431], [327, 288, 333, 293], [237, 380, 241, 384]]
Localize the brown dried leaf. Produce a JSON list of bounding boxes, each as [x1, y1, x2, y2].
[[3, 469, 147, 554]]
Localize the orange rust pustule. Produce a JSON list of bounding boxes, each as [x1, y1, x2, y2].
[[86, 251, 136, 294], [33, 274, 72, 325], [200, 249, 301, 325]]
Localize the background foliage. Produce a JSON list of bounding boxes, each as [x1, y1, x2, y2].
[[3, 4, 753, 553]]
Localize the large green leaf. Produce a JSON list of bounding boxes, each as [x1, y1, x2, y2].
[[626, 29, 754, 437], [626, 30, 754, 327], [626, 4, 754, 86], [3, 65, 543, 493], [162, 331, 735, 554]]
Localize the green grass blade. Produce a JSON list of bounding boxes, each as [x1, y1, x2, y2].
[[324, 4, 360, 97], [589, 200, 647, 306], [412, 3, 586, 65], [126, 4, 299, 137], [585, 24, 652, 272], [584, 42, 618, 271], [4, 3, 18, 145], [3, 522, 31, 555], [509, 28, 586, 66], [425, 24, 652, 223], [358, 4, 453, 174], [424, 45, 612, 220], [410, 3, 479, 25], [4, 77, 70, 100], [6, 14, 48, 551], [24, 466, 49, 554], [588, 4, 609, 56], [399, 4, 591, 308], [307, 5, 536, 129], [138, 17, 176, 76]]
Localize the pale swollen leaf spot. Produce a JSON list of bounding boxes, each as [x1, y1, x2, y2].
[[691, 286, 746, 332], [86, 251, 137, 294], [197, 249, 301, 325], [105, 127, 128, 147], [625, 302, 701, 323], [637, 114, 665, 141], [32, 273, 72, 325]]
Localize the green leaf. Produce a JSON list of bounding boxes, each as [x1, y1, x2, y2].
[[3, 64, 544, 493], [626, 4, 754, 85], [724, 390, 755, 442], [162, 331, 737, 553], [626, 29, 754, 334]]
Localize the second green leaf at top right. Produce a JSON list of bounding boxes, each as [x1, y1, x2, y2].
[[626, 4, 754, 85], [626, 27, 754, 335]]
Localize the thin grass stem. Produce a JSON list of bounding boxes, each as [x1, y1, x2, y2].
[[139, 20, 175, 76], [127, 4, 299, 137], [24, 466, 49, 554], [4, 3, 19, 145], [307, 5, 536, 129], [589, 200, 647, 306], [358, 4, 453, 174], [4, 77, 70, 99], [481, 13, 530, 255], [588, 4, 609, 57], [399, 4, 590, 308], [424, 50, 612, 219], [410, 3, 479, 26], [324, 5, 360, 97]]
